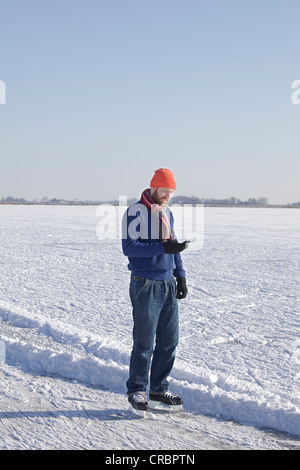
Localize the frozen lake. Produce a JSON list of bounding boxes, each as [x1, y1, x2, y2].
[[0, 204, 299, 449]]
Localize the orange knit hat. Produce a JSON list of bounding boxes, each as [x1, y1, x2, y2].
[[150, 168, 176, 190]]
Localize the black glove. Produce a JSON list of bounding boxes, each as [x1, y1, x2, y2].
[[163, 239, 189, 254], [176, 277, 188, 299]]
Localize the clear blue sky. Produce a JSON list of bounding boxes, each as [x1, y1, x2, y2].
[[1, 0, 299, 203]]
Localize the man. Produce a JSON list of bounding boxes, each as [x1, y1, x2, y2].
[[122, 168, 189, 413]]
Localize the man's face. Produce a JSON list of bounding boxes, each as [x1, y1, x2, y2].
[[151, 187, 174, 206]]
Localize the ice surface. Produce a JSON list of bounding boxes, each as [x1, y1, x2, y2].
[[0, 205, 299, 449]]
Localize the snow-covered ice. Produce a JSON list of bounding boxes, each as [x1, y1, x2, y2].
[[0, 204, 299, 450]]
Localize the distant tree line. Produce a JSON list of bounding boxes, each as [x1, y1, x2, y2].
[[1, 196, 28, 203], [1, 196, 68, 204], [170, 196, 269, 206], [1, 195, 299, 207]]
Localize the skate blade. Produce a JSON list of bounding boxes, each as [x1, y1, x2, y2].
[[148, 400, 183, 413], [128, 404, 156, 419]]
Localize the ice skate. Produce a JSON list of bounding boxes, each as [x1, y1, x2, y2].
[[148, 392, 183, 412], [128, 393, 149, 417]]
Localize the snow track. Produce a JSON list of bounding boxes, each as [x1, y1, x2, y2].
[[0, 303, 128, 391], [1, 299, 300, 447], [1, 363, 300, 450]]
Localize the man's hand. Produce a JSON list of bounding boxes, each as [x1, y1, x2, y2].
[[163, 239, 189, 254], [176, 277, 188, 299]]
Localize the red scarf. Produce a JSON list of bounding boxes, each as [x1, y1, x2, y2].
[[141, 189, 173, 241]]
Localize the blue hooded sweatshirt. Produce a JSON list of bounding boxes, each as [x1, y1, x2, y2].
[[122, 200, 186, 280]]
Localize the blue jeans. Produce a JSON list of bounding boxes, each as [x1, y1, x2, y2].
[[126, 276, 179, 395]]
